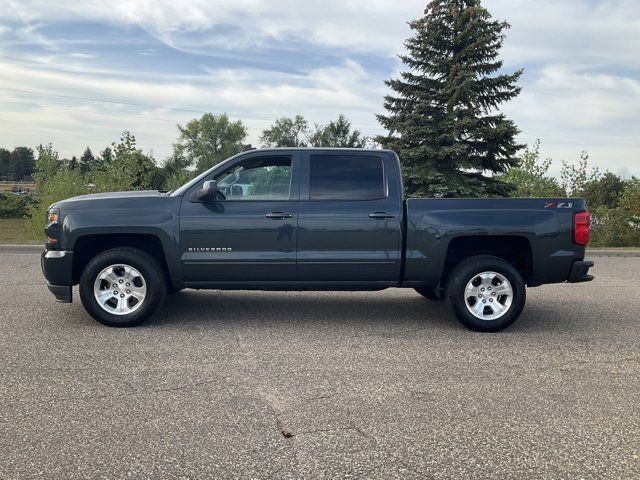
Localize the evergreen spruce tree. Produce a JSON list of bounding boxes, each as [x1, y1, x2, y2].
[[80, 147, 95, 174], [377, 0, 523, 197], [68, 156, 78, 170]]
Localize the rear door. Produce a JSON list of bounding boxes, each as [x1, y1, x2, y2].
[[179, 151, 300, 284], [297, 151, 402, 282]]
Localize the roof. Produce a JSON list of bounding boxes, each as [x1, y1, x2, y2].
[[244, 147, 395, 154]]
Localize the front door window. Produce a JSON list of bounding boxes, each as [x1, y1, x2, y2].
[[215, 156, 292, 201]]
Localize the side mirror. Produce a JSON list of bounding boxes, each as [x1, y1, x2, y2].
[[196, 180, 219, 201]]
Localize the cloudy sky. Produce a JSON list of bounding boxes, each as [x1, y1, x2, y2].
[[1, 0, 639, 175]]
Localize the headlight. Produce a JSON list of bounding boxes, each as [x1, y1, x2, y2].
[[47, 208, 60, 224], [45, 208, 61, 249]]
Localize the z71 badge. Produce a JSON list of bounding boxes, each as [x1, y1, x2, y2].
[[187, 247, 233, 252], [544, 202, 573, 209]]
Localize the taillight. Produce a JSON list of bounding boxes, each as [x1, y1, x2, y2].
[[574, 211, 590, 246]]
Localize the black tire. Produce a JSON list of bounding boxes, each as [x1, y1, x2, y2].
[[445, 255, 526, 332], [79, 247, 167, 327], [414, 287, 443, 300]]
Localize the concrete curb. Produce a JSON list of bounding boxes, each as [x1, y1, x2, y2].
[[0, 244, 43, 254], [586, 249, 640, 257]]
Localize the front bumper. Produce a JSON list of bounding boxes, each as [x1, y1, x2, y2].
[[568, 260, 594, 283], [41, 250, 74, 303]]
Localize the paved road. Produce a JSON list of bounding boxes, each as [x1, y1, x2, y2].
[[1, 253, 638, 479]]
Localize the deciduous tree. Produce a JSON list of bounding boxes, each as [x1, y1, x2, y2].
[[0, 148, 11, 179], [583, 172, 625, 209], [498, 140, 563, 197], [9, 147, 35, 180], [173, 114, 247, 173], [93, 131, 160, 191], [310, 114, 367, 148], [260, 115, 309, 147]]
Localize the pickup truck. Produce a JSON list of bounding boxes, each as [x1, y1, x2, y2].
[[41, 148, 594, 332]]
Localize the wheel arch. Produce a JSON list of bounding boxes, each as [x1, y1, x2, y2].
[[442, 235, 533, 287], [71, 233, 175, 287]]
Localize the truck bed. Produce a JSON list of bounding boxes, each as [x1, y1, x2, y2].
[[403, 198, 587, 287]]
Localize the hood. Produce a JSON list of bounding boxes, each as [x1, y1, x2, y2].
[[53, 190, 169, 211], [64, 190, 164, 202]]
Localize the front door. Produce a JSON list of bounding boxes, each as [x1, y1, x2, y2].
[[180, 152, 300, 284]]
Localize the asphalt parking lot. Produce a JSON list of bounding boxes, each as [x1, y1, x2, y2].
[[1, 251, 639, 479]]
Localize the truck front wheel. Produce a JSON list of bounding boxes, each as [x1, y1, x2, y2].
[[445, 255, 526, 332], [79, 247, 167, 327]]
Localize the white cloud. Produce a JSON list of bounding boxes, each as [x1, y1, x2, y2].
[[0, 56, 386, 159], [68, 52, 95, 59], [3, 0, 638, 65], [0, 0, 421, 55], [487, 0, 640, 70]]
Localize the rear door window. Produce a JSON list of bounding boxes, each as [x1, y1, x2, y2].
[[309, 155, 385, 200]]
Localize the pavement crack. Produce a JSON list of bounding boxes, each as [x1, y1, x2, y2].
[[150, 379, 218, 394], [258, 390, 301, 475], [297, 426, 368, 438], [305, 393, 333, 402], [5, 379, 220, 407]]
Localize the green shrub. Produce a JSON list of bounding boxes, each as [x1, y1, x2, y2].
[[27, 168, 89, 239], [589, 206, 640, 248], [0, 193, 36, 218], [26, 145, 89, 239], [498, 141, 564, 197]]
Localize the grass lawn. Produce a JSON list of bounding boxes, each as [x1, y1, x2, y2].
[[0, 218, 42, 244]]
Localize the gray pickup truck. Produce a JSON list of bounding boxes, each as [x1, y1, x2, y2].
[[41, 148, 594, 331]]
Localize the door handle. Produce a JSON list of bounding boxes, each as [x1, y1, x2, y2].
[[265, 212, 294, 219], [368, 211, 395, 219]]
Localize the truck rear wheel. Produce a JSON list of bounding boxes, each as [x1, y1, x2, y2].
[[445, 255, 526, 332], [79, 247, 167, 327]]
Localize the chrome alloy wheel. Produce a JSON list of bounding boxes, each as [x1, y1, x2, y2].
[[464, 271, 513, 321], [93, 264, 147, 315]]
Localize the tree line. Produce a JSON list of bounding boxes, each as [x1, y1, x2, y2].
[[0, 147, 36, 181], [2, 112, 636, 247]]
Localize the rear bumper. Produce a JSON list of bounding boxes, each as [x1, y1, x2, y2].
[[41, 250, 74, 303], [568, 260, 594, 283]]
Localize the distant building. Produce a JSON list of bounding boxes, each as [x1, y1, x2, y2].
[[0, 181, 36, 194]]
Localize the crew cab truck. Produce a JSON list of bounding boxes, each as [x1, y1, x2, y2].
[[41, 148, 594, 332]]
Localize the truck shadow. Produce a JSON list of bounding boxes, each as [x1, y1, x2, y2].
[[154, 289, 456, 330], [148, 289, 587, 334]]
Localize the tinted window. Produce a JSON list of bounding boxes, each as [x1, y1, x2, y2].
[[214, 156, 292, 200], [310, 155, 385, 200]]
